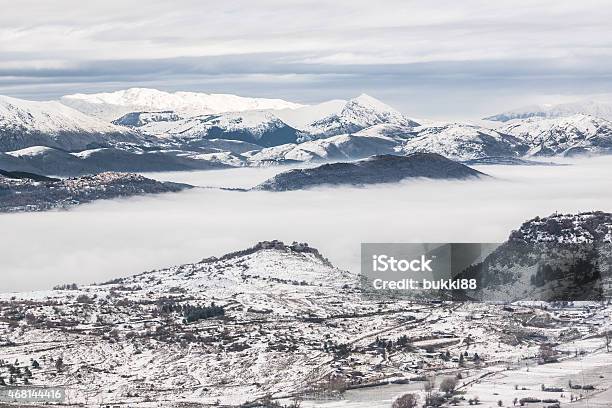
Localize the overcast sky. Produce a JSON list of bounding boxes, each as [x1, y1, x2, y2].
[[1, 0, 612, 119]]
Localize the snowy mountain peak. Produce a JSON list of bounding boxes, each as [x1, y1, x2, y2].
[[350, 93, 396, 111], [304, 94, 418, 138], [60, 88, 305, 121]]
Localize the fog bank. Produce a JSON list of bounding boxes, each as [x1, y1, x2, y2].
[[2, 157, 612, 293]]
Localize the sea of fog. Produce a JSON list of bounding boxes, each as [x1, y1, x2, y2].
[[2, 156, 612, 293]]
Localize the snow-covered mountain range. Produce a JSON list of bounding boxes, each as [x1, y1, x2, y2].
[[3, 89, 612, 176], [484, 100, 612, 122]]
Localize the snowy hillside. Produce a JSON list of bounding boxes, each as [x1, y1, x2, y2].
[[485, 99, 612, 122], [399, 123, 528, 160], [115, 109, 301, 147], [60, 88, 304, 121], [499, 114, 612, 156], [2, 237, 610, 406], [0, 95, 142, 152], [458, 211, 612, 302]]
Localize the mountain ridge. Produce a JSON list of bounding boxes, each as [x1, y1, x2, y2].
[[254, 153, 487, 191]]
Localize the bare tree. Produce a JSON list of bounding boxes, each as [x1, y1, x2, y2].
[[392, 393, 418, 408], [440, 377, 458, 395]]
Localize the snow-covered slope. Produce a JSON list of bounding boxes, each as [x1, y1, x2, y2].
[[115, 109, 301, 147], [245, 128, 408, 164], [399, 123, 528, 160], [298, 94, 419, 138], [485, 100, 612, 122], [458, 211, 612, 302], [60, 88, 304, 121], [500, 114, 612, 156], [3, 145, 231, 176], [0, 95, 142, 152]]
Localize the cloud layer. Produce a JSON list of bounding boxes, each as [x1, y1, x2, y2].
[[2, 1, 612, 118], [2, 157, 612, 293]]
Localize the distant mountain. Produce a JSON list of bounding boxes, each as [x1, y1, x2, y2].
[[245, 128, 408, 164], [0, 172, 191, 213], [297, 94, 419, 138], [112, 110, 183, 127], [113, 94, 418, 148], [462, 156, 563, 166], [254, 153, 487, 191], [60, 88, 304, 121], [457, 211, 612, 301], [484, 100, 612, 122], [2, 146, 231, 176], [399, 123, 529, 161], [0, 95, 143, 152], [114, 109, 301, 148], [499, 114, 612, 157]]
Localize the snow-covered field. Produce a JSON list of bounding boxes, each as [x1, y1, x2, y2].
[[2, 156, 612, 293]]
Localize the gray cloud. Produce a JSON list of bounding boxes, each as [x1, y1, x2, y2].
[[1, 0, 612, 118]]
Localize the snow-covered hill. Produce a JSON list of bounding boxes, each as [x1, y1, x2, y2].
[[499, 114, 612, 156], [485, 100, 612, 122], [254, 153, 487, 191], [60, 88, 304, 121], [399, 123, 528, 161], [0, 95, 142, 152], [458, 211, 612, 302], [115, 109, 301, 147]]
